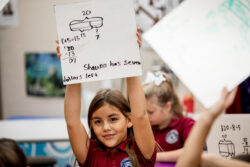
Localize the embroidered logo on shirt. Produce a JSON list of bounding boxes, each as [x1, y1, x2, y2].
[[166, 129, 179, 144], [120, 157, 132, 167]]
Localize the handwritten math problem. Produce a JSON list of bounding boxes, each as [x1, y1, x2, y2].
[[63, 59, 141, 83], [54, 0, 141, 84], [221, 124, 241, 132], [207, 114, 250, 157], [59, 9, 103, 65]]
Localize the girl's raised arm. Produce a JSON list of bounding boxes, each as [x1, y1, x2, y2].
[[57, 40, 89, 164], [176, 88, 237, 167], [126, 28, 155, 159], [126, 76, 155, 159], [64, 84, 90, 165]]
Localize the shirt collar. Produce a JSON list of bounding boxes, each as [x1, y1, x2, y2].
[[152, 117, 181, 131], [116, 138, 130, 152], [104, 138, 130, 153], [168, 117, 181, 128]]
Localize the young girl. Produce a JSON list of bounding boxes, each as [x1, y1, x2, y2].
[[58, 28, 156, 166], [143, 71, 195, 162]]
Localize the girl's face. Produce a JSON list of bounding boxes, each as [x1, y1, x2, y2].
[[146, 95, 172, 129], [91, 104, 132, 148]]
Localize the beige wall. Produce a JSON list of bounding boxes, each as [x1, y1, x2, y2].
[[0, 0, 163, 118], [0, 0, 64, 118]]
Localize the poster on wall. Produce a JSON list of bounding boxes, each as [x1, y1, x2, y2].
[[207, 114, 250, 157], [54, 0, 142, 85], [25, 53, 66, 97], [144, 0, 250, 108], [19, 141, 73, 167], [0, 0, 18, 27]]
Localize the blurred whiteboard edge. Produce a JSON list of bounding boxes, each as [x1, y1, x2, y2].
[[143, 0, 250, 108], [144, 27, 250, 108]]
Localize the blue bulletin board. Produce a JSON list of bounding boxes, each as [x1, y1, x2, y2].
[[19, 141, 74, 167]]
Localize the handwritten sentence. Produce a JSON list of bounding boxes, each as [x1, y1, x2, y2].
[[63, 60, 141, 83]]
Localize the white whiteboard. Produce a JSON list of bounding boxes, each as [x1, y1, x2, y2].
[[54, 0, 141, 85], [207, 114, 250, 157], [143, 0, 250, 108]]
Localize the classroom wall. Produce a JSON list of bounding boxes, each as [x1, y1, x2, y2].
[[0, 0, 166, 119], [0, 0, 197, 119], [0, 0, 62, 118]]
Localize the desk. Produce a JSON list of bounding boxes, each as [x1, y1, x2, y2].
[[0, 117, 88, 141], [0, 117, 88, 167]]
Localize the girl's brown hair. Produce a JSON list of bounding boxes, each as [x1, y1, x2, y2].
[[87, 89, 140, 167], [0, 138, 27, 167], [143, 71, 183, 117]]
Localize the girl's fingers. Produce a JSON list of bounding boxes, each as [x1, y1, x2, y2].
[[137, 39, 141, 48], [219, 87, 237, 109], [137, 32, 141, 41], [56, 45, 60, 54], [136, 27, 142, 48], [56, 40, 61, 59], [207, 87, 237, 118], [220, 87, 228, 104], [137, 27, 141, 34], [57, 53, 61, 59], [225, 87, 238, 108], [137, 30, 141, 39]]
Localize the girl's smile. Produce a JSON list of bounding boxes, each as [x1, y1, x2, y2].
[[102, 134, 115, 140], [91, 103, 132, 148]]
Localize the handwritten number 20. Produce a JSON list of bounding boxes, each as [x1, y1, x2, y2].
[[82, 10, 91, 15]]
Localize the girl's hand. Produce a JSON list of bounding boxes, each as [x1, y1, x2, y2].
[[137, 27, 142, 48], [203, 87, 238, 120], [56, 40, 61, 59]]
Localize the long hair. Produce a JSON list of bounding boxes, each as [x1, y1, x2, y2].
[[143, 71, 183, 117], [0, 138, 27, 167], [87, 89, 140, 167]]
